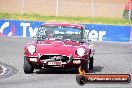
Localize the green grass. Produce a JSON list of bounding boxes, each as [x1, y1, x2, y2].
[[0, 13, 132, 26]]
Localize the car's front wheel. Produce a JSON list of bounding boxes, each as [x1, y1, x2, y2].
[[82, 57, 94, 73], [89, 56, 94, 70], [24, 59, 34, 74], [82, 61, 88, 73]]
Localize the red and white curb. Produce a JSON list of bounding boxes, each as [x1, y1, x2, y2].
[[0, 65, 7, 76]]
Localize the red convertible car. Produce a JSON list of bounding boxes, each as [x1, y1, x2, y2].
[[24, 23, 95, 74]]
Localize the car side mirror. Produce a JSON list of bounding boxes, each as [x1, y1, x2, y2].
[[33, 36, 38, 41], [87, 39, 93, 45]]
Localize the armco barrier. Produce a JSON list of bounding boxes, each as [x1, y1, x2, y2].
[[0, 19, 131, 42]]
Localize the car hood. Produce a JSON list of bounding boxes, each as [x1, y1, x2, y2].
[[35, 40, 87, 56]]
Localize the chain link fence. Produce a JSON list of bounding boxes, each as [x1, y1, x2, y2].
[[0, 0, 128, 18]]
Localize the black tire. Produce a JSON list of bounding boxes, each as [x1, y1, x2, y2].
[[89, 57, 94, 70], [24, 59, 34, 74], [82, 61, 88, 73]]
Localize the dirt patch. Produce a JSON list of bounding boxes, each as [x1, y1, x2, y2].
[[0, 0, 128, 18]]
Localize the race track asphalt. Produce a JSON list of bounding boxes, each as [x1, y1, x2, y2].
[[0, 36, 132, 88]]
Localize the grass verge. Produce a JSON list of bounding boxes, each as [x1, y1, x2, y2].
[[0, 13, 132, 26]]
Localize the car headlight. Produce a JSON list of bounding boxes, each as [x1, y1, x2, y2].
[[76, 48, 85, 57], [27, 45, 36, 54]]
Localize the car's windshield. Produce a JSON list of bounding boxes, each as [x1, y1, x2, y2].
[[36, 26, 84, 41]]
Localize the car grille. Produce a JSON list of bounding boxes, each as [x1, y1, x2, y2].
[[40, 55, 69, 62]]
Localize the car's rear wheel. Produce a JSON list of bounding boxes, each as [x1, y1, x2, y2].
[[24, 59, 34, 74]]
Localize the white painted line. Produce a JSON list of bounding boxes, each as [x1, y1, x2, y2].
[[0, 65, 7, 76]]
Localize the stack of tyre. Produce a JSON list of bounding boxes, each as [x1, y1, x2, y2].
[[123, 0, 132, 20]]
